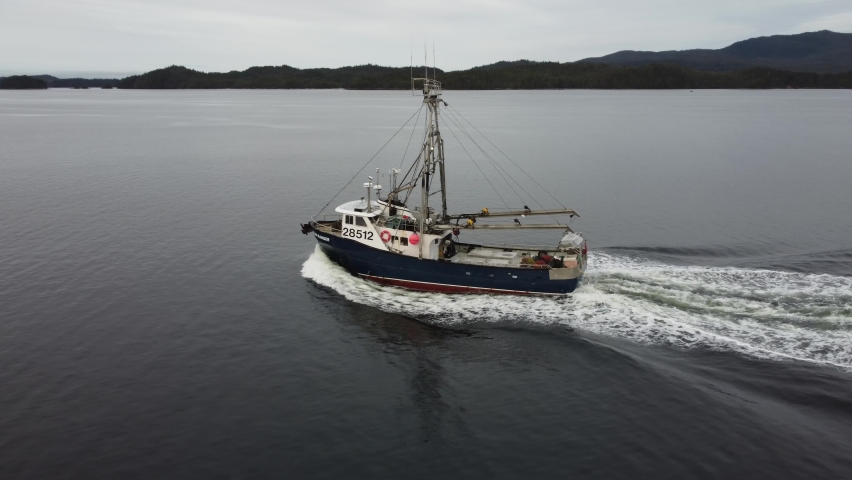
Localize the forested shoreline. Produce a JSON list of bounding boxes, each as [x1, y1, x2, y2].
[[7, 31, 851, 90], [0, 75, 48, 89], [116, 63, 852, 90]]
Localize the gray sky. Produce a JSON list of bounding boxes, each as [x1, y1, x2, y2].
[[2, 0, 851, 77]]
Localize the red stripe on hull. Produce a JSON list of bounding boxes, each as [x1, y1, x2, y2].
[[359, 274, 562, 296]]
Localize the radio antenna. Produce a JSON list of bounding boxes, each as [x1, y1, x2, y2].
[[424, 43, 428, 80], [433, 43, 436, 79]]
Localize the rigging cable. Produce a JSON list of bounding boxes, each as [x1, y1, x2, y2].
[[314, 104, 424, 217], [399, 105, 424, 169], [396, 112, 430, 189], [443, 107, 560, 224], [445, 107, 540, 204], [384, 117, 428, 235], [444, 119, 512, 211], [442, 110, 527, 207], [447, 105, 569, 210]]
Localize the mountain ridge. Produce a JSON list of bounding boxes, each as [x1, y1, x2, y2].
[[113, 62, 852, 90], [578, 30, 852, 73], [6, 31, 852, 89]]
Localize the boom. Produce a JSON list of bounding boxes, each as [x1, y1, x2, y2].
[[446, 208, 579, 220]]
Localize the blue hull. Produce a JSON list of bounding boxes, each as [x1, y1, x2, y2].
[[314, 232, 581, 295]]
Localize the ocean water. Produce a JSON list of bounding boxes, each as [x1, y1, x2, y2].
[[1, 89, 851, 479]]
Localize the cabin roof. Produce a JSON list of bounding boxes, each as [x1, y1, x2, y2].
[[334, 199, 382, 217]]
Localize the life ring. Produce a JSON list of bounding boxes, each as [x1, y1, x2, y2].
[[380, 230, 392, 243]]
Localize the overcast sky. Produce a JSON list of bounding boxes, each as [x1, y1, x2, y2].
[[2, 0, 851, 77]]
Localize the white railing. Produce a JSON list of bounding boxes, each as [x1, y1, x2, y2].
[[411, 78, 442, 97]]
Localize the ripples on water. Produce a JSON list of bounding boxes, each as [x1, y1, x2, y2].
[[303, 246, 852, 369], [3, 90, 852, 478]]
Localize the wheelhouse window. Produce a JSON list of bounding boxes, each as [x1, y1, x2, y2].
[[355, 216, 367, 227], [344, 215, 354, 225]]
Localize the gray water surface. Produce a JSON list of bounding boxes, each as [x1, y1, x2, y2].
[[1, 89, 851, 479]]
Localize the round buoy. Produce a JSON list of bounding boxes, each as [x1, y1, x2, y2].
[[380, 230, 391, 242], [409, 233, 420, 245]]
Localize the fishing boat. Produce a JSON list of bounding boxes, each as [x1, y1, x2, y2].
[[300, 74, 587, 295]]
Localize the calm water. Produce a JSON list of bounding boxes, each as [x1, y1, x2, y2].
[[1, 89, 851, 479]]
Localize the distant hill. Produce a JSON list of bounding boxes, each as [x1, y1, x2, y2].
[[470, 60, 544, 71], [118, 64, 433, 89], [446, 62, 852, 89], [0, 75, 48, 89], [579, 30, 852, 73], [11, 31, 852, 90], [114, 31, 852, 90], [115, 62, 852, 90], [24, 75, 119, 88]]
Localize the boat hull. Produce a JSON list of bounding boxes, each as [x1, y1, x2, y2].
[[314, 232, 581, 295]]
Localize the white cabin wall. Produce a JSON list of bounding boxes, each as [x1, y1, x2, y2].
[[374, 227, 444, 259], [340, 215, 388, 250]]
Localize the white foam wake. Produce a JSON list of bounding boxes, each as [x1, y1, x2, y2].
[[301, 246, 852, 368]]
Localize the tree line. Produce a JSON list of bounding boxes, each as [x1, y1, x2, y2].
[[117, 63, 852, 90], [6, 63, 851, 90], [0, 76, 48, 89]]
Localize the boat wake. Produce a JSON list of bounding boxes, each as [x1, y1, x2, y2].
[[301, 246, 852, 369]]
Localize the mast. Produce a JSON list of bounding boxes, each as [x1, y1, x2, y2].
[[437, 105, 447, 220], [412, 68, 447, 258]]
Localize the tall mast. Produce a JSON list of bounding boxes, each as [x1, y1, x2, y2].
[[436, 100, 447, 221], [420, 101, 428, 259], [412, 67, 446, 257]]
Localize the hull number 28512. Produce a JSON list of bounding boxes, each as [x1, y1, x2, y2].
[[343, 228, 373, 241]]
